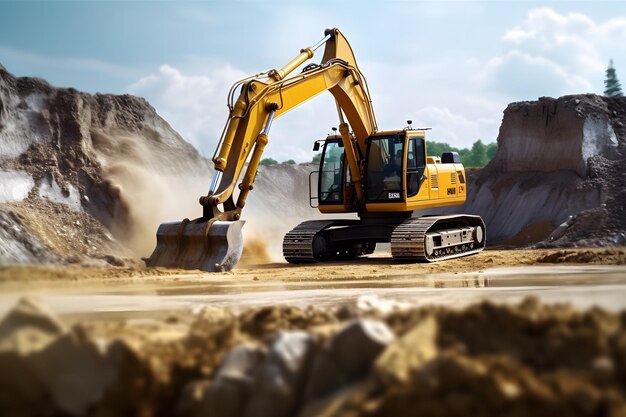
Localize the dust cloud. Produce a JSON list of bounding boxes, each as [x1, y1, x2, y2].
[[239, 233, 272, 266], [95, 133, 210, 257], [98, 134, 303, 262]]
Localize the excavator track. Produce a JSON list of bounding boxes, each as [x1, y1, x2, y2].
[[391, 215, 485, 262], [283, 220, 337, 263], [283, 220, 375, 263]]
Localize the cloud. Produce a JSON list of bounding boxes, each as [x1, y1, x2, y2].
[[128, 63, 341, 162], [127, 7, 626, 162], [478, 50, 593, 98], [128, 64, 246, 153], [480, 7, 626, 99]]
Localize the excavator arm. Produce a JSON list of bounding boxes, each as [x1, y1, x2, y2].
[[146, 28, 378, 272], [205, 28, 377, 219]]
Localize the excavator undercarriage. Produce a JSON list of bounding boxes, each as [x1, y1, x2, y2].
[[283, 215, 485, 264]]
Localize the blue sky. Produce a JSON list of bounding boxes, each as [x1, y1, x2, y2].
[[1, 1, 625, 162]]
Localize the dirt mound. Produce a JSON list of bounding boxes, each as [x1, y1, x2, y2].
[[1, 197, 133, 266], [429, 94, 626, 247], [0, 64, 211, 263], [483, 95, 626, 247], [1, 297, 625, 416], [537, 248, 626, 264], [489, 95, 621, 176]]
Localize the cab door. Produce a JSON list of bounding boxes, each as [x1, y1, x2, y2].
[[317, 139, 352, 213], [405, 133, 427, 199]]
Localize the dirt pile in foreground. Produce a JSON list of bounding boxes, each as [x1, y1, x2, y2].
[[1, 296, 625, 417]]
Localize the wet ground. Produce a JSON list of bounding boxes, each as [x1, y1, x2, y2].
[[1, 248, 625, 322]]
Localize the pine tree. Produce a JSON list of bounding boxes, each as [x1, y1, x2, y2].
[[604, 59, 624, 97]]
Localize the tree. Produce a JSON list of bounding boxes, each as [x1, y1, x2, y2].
[[604, 59, 623, 97], [311, 153, 322, 164], [427, 140, 495, 167], [486, 142, 498, 160], [466, 140, 488, 167], [260, 157, 278, 166], [426, 141, 456, 157], [282, 159, 296, 165]]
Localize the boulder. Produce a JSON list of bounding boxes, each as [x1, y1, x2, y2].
[[244, 331, 315, 417], [375, 315, 438, 385], [0, 296, 65, 354], [197, 343, 265, 417], [304, 319, 395, 401]]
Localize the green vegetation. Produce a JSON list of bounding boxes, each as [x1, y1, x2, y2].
[[427, 139, 497, 168], [259, 157, 278, 166], [261, 158, 298, 166], [604, 59, 623, 97], [310, 139, 497, 167]]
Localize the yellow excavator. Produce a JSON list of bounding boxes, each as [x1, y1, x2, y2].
[[146, 28, 485, 272]]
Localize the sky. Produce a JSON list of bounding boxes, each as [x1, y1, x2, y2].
[[1, 0, 625, 163]]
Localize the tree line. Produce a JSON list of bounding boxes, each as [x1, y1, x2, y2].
[[261, 139, 497, 167], [259, 158, 296, 166], [426, 140, 497, 168], [304, 139, 498, 168]]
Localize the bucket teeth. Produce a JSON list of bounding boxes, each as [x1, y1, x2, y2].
[[145, 220, 245, 272]]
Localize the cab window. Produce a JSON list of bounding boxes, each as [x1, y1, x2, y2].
[[406, 137, 426, 196], [366, 135, 404, 202], [319, 141, 344, 204]]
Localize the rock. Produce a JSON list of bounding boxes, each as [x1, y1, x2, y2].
[[0, 304, 154, 416], [0, 296, 65, 354], [297, 379, 377, 417], [26, 328, 114, 416], [330, 319, 395, 376], [244, 331, 315, 417], [1, 316, 153, 417], [490, 95, 620, 177], [97, 338, 156, 416], [375, 315, 438, 385], [0, 350, 50, 416], [304, 319, 395, 401], [356, 294, 409, 314], [548, 215, 575, 242], [0, 297, 64, 415], [176, 379, 210, 417], [197, 343, 265, 417]]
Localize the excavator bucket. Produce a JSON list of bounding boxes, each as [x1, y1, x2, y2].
[[145, 219, 245, 272]]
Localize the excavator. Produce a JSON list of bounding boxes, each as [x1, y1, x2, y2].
[[146, 28, 486, 272]]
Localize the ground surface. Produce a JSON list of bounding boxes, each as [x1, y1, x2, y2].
[[2, 247, 626, 417], [1, 247, 625, 321]]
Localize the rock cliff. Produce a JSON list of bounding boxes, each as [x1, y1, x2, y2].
[[0, 64, 211, 264], [446, 94, 626, 246]]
